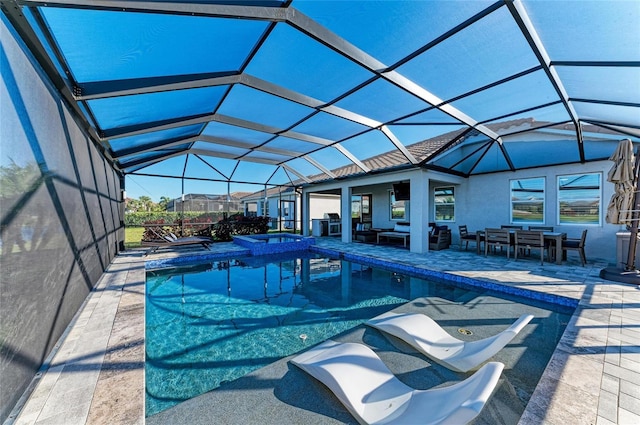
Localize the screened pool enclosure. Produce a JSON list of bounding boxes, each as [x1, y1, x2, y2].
[[4, 0, 639, 188], [1, 0, 639, 423]]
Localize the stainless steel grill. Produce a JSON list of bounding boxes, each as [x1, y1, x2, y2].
[[324, 213, 340, 222]]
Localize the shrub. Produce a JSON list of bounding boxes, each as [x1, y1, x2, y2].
[[138, 213, 269, 242], [211, 215, 270, 241]]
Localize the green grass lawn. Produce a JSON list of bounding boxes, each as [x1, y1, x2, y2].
[[125, 226, 144, 249]]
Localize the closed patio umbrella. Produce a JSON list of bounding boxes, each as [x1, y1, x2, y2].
[[601, 138, 640, 284], [606, 139, 636, 225]]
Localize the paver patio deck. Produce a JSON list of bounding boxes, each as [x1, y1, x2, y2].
[[8, 238, 640, 425]]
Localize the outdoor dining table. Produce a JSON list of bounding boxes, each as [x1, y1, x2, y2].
[[476, 230, 567, 264]]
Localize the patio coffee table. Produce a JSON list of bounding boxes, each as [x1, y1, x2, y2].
[[377, 231, 410, 247]]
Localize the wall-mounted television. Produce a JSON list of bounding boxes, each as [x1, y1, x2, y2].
[[392, 182, 410, 201]]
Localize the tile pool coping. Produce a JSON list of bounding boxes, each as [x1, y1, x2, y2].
[[311, 246, 579, 309], [10, 239, 640, 425], [232, 233, 316, 255], [144, 248, 251, 270]]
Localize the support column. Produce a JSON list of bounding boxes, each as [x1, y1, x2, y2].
[[301, 190, 311, 236], [263, 184, 268, 217], [409, 172, 429, 253], [341, 185, 352, 243]]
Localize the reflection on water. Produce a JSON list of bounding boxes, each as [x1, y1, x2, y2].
[[146, 253, 410, 416], [145, 252, 572, 420]]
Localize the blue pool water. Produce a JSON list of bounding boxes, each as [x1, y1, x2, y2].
[[145, 252, 573, 418]]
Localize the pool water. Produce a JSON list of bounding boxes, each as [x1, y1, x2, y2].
[[145, 252, 573, 418]]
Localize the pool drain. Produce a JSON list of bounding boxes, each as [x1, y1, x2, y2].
[[457, 328, 473, 336]]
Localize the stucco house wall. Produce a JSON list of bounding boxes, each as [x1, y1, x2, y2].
[[304, 162, 619, 263], [451, 160, 616, 262]]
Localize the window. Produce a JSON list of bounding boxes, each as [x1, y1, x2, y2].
[[558, 173, 601, 225], [261, 200, 269, 216], [246, 202, 258, 217], [434, 186, 454, 221], [390, 191, 406, 220], [351, 196, 361, 219], [362, 195, 370, 215], [352, 194, 372, 222], [510, 178, 544, 223]]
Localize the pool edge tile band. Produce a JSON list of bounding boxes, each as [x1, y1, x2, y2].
[[232, 234, 316, 255], [309, 246, 579, 309], [145, 250, 251, 270]]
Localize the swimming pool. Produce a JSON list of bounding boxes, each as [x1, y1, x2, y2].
[[145, 251, 573, 419]]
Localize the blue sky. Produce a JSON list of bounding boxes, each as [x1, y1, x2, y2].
[[125, 174, 270, 202], [25, 0, 636, 202], [0, 3, 637, 206]]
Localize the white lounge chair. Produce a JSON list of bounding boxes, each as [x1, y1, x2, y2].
[[290, 339, 504, 425], [366, 312, 534, 373]]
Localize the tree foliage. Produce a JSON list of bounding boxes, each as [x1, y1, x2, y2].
[[0, 159, 41, 198], [125, 195, 169, 213], [124, 211, 239, 227]]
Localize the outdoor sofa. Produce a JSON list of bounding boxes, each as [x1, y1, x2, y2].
[[429, 225, 451, 251], [377, 222, 411, 247]]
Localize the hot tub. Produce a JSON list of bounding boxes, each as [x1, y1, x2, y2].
[[232, 233, 315, 255]]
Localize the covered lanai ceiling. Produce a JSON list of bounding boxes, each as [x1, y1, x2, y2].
[[3, 0, 639, 188]]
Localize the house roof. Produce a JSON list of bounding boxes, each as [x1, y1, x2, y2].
[[174, 192, 253, 201], [241, 186, 297, 201], [302, 117, 634, 184], [4, 0, 638, 189]]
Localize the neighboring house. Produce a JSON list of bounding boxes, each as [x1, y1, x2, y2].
[[299, 119, 625, 263], [167, 192, 251, 213], [241, 187, 341, 231], [241, 186, 298, 230]]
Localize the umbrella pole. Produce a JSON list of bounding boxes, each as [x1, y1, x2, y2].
[[601, 148, 640, 284]]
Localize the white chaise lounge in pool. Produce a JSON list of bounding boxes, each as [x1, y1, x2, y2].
[[366, 312, 534, 373], [290, 339, 504, 425]]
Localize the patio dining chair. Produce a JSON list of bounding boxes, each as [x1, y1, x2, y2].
[[514, 230, 547, 265], [553, 229, 588, 266], [524, 226, 554, 256], [484, 228, 512, 259], [459, 225, 483, 252]]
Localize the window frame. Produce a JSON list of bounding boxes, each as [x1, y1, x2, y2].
[[557, 172, 602, 226], [352, 194, 372, 222], [245, 201, 258, 217], [434, 186, 455, 222], [510, 177, 545, 224], [389, 190, 407, 221]]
